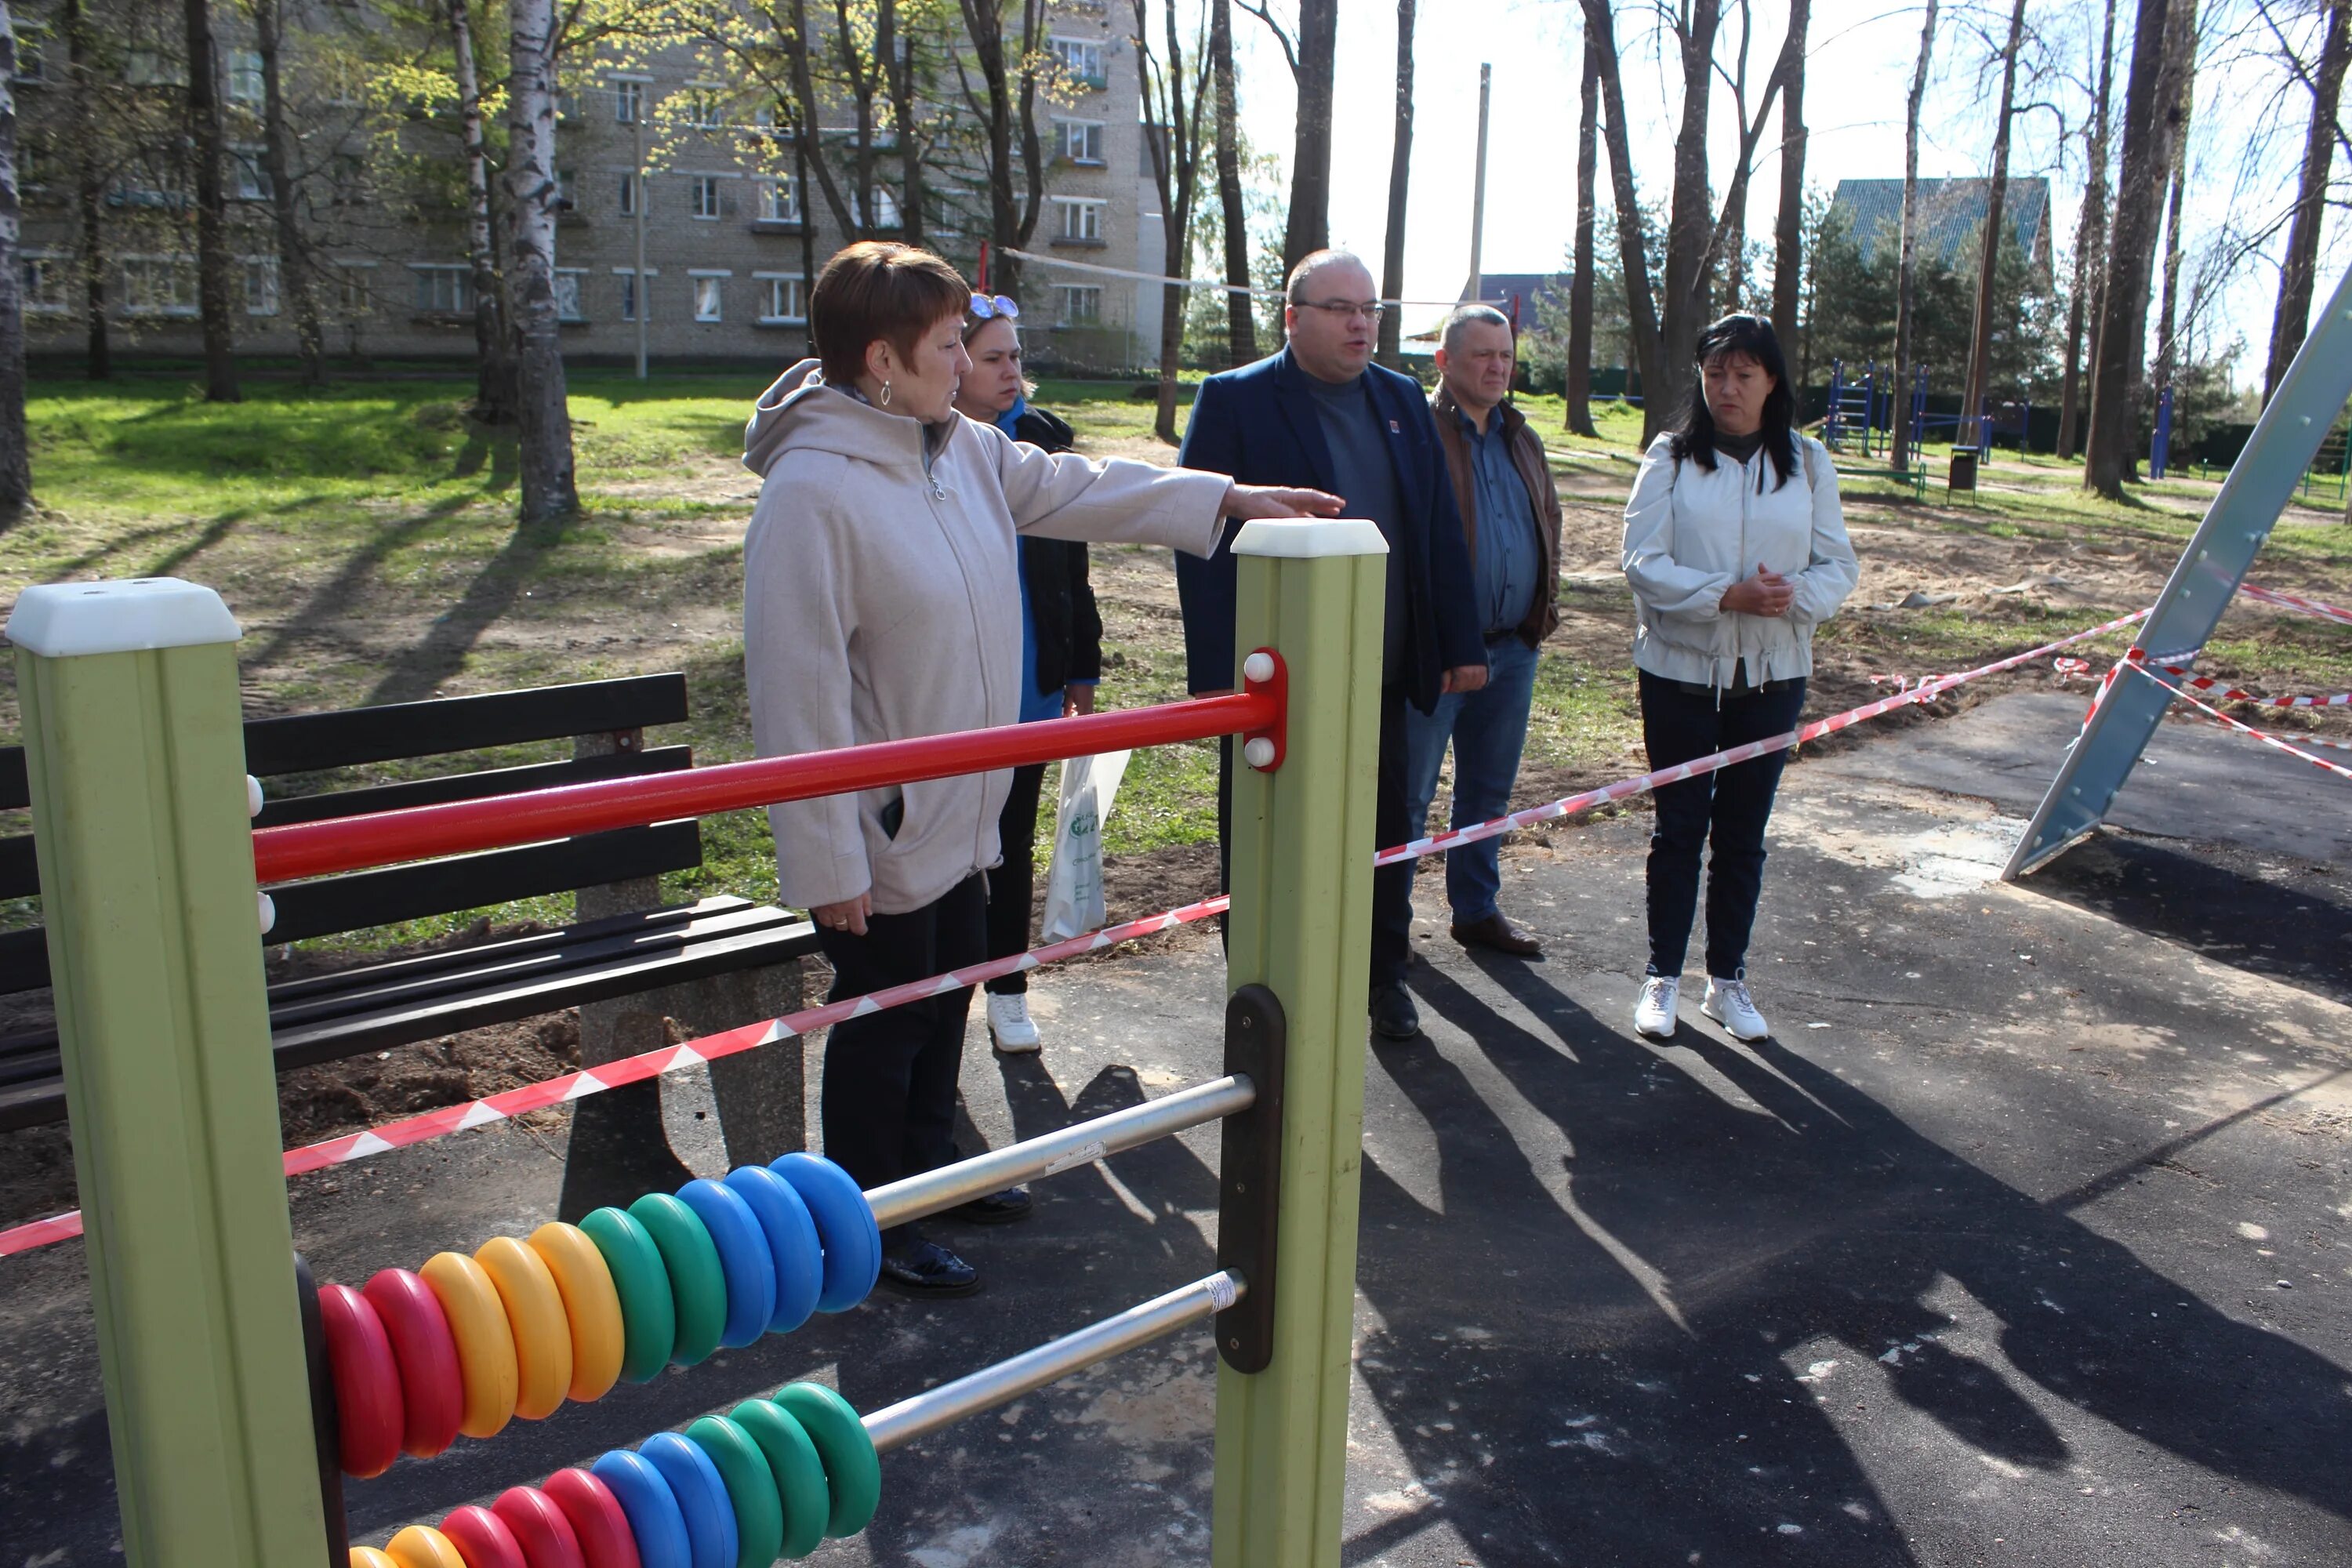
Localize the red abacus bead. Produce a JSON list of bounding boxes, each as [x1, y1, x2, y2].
[[491, 1487, 589, 1568], [441, 1505, 530, 1568], [362, 1267, 466, 1459], [539, 1468, 642, 1568], [316, 1283, 405, 1479]]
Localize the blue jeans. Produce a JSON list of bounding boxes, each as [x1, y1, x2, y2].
[[1403, 635, 1541, 924]]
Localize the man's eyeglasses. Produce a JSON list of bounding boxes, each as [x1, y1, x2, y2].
[[969, 294, 1021, 321], [1296, 299, 1386, 322]]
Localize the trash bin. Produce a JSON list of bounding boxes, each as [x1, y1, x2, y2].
[[1947, 448, 1979, 492]]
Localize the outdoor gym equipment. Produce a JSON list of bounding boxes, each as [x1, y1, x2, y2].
[[1824, 359, 1886, 458], [2005, 263, 2352, 877], [7, 514, 1390, 1568]]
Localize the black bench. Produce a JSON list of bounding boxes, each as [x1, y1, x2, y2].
[[0, 675, 817, 1208]]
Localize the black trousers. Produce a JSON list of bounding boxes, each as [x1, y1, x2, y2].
[[1639, 671, 1807, 980], [1217, 682, 1413, 989], [983, 762, 1049, 996], [814, 873, 985, 1243]]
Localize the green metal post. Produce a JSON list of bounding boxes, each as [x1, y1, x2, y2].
[[7, 580, 328, 1567], [1210, 519, 1388, 1568]]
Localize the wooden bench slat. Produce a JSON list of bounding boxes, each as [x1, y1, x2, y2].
[[241, 675, 691, 775]]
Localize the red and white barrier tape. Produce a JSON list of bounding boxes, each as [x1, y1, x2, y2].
[[2124, 659, 2352, 780], [2238, 582, 2352, 628], [2142, 665, 2352, 709], [0, 606, 2154, 1261]]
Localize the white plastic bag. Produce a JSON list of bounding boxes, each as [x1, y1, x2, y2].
[[1040, 750, 1131, 940]]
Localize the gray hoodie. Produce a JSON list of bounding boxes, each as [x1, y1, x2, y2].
[[742, 360, 1229, 916]]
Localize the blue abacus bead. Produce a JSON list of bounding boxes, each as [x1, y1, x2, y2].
[[589, 1447, 693, 1568], [639, 1431, 740, 1568], [676, 1177, 777, 1349], [769, 1153, 880, 1312], [724, 1163, 824, 1334]]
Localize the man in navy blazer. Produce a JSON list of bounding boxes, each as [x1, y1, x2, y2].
[[1177, 250, 1486, 1040]]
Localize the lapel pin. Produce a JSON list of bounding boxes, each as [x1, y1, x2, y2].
[[1388, 419, 1401, 433]]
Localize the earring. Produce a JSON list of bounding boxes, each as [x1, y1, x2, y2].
[[880, 379, 893, 407]]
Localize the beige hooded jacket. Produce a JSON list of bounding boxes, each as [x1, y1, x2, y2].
[[742, 360, 1229, 916]]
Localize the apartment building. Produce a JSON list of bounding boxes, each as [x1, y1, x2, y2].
[[13, 2, 1166, 369]]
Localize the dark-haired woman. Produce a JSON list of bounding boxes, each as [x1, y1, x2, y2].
[[743, 241, 1339, 1295], [1620, 314, 1857, 1044]]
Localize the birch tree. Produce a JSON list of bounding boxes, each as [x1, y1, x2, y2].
[[447, 0, 516, 421], [1209, 0, 1254, 364], [1375, 0, 1414, 367], [183, 0, 241, 401], [2260, 0, 2348, 404], [506, 0, 575, 521], [2151, 13, 2198, 400], [0, 0, 27, 514], [2058, 0, 2119, 458], [1893, 0, 1939, 474], [253, 0, 325, 387]]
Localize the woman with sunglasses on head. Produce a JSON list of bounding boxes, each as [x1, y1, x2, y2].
[[1620, 313, 1857, 1047], [949, 294, 1091, 1058], [742, 242, 1341, 1298]]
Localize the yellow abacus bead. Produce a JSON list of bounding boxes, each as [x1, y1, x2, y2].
[[419, 1250, 518, 1439], [349, 1550, 398, 1568], [476, 1235, 572, 1421], [384, 1525, 469, 1568], [528, 1220, 626, 1403]]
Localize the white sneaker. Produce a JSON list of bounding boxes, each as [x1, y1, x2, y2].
[[1702, 977, 1770, 1041], [985, 992, 1041, 1054], [1634, 975, 1680, 1039]]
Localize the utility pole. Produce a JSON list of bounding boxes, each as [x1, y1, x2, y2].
[[1466, 62, 1490, 301], [634, 107, 648, 381]]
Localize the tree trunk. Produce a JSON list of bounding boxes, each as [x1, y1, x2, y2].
[[1375, 0, 1414, 368], [954, 0, 1045, 301], [1210, 0, 1254, 365], [1566, 26, 1598, 436], [1961, 0, 2029, 456], [1893, 0, 1939, 474], [2114, 0, 2197, 482], [1770, 0, 1809, 357], [2085, 0, 2182, 499], [0, 2, 28, 514], [448, 0, 515, 421], [1656, 0, 1724, 436], [1136, 0, 1207, 442], [182, 0, 240, 402], [1577, 0, 1664, 426], [877, 0, 924, 243], [2059, 0, 2119, 458], [61, 0, 105, 379], [506, 0, 575, 523], [2261, 0, 2348, 405], [2153, 39, 2195, 394], [254, 0, 323, 387], [1280, 0, 1336, 270]]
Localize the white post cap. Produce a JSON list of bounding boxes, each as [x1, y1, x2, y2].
[[5, 579, 243, 658], [1232, 518, 1389, 558]]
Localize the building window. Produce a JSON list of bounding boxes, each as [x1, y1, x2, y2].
[[411, 263, 472, 314], [1056, 119, 1105, 164], [244, 256, 280, 315], [328, 262, 373, 318], [21, 254, 69, 314], [226, 49, 264, 107], [329, 152, 366, 206], [756, 274, 804, 324], [618, 172, 639, 216], [124, 49, 187, 87], [612, 78, 646, 124], [230, 145, 271, 201], [1054, 197, 1105, 242], [686, 87, 722, 128], [692, 274, 724, 321], [13, 40, 47, 84], [554, 269, 585, 321], [1051, 38, 1105, 84], [617, 270, 651, 321], [691, 176, 721, 220], [121, 257, 199, 317], [1058, 285, 1102, 325], [554, 169, 575, 211], [758, 177, 800, 223], [18, 139, 50, 193], [851, 188, 901, 230]]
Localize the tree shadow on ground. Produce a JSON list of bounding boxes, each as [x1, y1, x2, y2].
[[359, 510, 575, 708], [240, 493, 480, 681], [1337, 952, 2352, 1563]]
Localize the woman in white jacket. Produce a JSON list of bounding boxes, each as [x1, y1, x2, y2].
[[1620, 314, 1857, 1044], [744, 241, 1336, 1296]]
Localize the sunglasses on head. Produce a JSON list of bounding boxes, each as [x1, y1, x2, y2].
[[968, 294, 1021, 321]]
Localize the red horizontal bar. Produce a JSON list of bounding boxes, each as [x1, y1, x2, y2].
[[251, 691, 1277, 887]]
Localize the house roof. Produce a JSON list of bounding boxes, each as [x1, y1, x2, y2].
[[1455, 272, 1573, 318], [1827, 177, 2053, 274]]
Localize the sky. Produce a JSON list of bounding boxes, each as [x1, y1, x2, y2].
[[1219, 0, 2347, 383]]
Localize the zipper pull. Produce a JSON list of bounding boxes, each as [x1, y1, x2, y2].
[[930, 477, 946, 501]]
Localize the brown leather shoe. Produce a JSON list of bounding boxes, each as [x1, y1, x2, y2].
[[1450, 913, 1544, 958]]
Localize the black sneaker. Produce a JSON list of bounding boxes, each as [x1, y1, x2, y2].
[[943, 1187, 1033, 1225], [878, 1238, 981, 1298], [1369, 982, 1421, 1040]]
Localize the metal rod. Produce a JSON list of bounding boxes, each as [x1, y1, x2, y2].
[[861, 1271, 1243, 1454], [866, 1075, 1255, 1232]]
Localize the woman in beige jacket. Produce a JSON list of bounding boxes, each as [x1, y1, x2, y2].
[[743, 241, 1336, 1295]]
